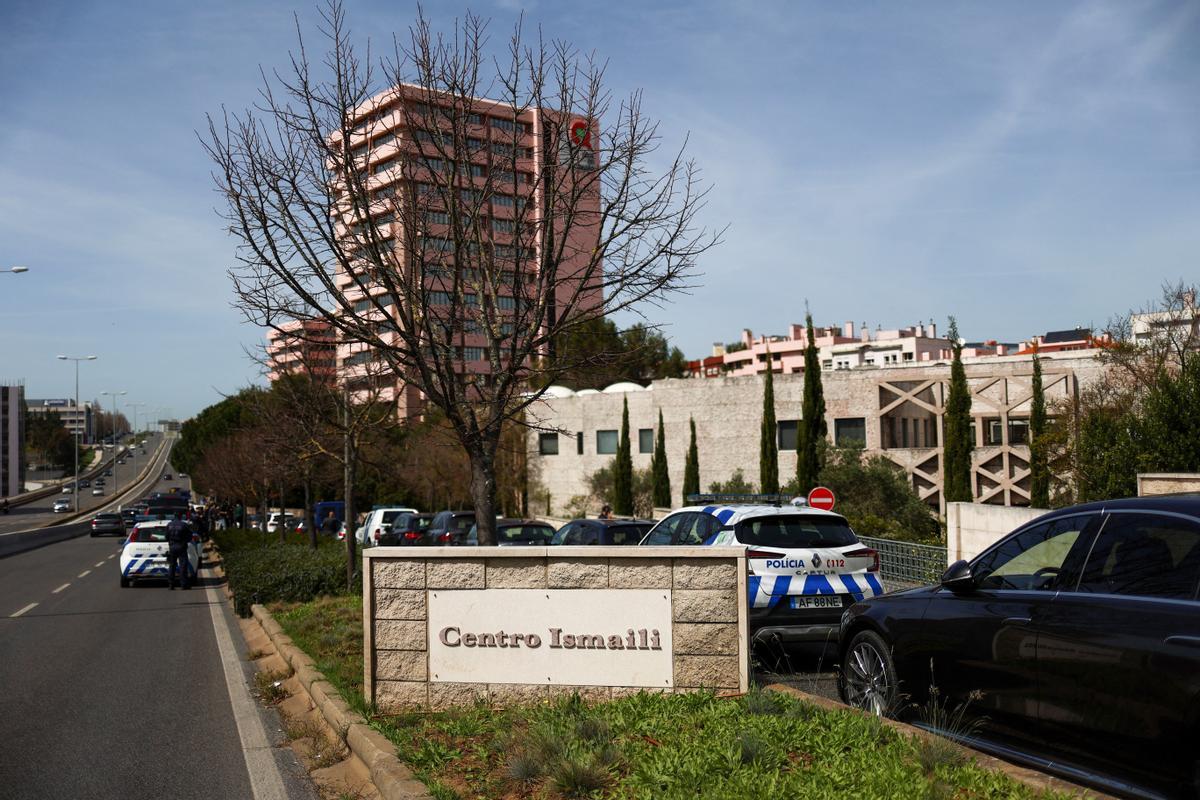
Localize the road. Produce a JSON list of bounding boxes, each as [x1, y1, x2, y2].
[[0, 455, 319, 799]]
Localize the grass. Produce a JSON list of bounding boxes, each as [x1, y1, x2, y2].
[[254, 668, 292, 705], [272, 598, 1073, 800]]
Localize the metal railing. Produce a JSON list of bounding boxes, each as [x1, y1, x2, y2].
[[858, 535, 947, 589]]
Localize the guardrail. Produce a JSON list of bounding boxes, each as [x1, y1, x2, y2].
[[858, 535, 947, 589]]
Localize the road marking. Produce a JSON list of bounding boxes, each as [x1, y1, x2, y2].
[[95, 561, 105, 568], [205, 570, 289, 800], [10, 603, 37, 618], [51, 583, 70, 594], [78, 569, 91, 578], [107, 554, 115, 560]]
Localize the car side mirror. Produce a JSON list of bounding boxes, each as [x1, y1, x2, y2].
[[940, 560, 975, 592]]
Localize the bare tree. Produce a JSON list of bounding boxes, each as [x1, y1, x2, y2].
[[204, 2, 720, 544], [1102, 279, 1200, 388]]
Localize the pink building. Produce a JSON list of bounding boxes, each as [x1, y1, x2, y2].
[[722, 321, 951, 376], [267, 320, 338, 384]]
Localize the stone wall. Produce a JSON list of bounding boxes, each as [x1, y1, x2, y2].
[[1137, 473, 1200, 497], [363, 547, 749, 712], [945, 502, 1046, 564]]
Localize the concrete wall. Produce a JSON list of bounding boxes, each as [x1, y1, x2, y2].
[[1137, 473, 1200, 497], [945, 502, 1046, 565], [363, 547, 749, 711]]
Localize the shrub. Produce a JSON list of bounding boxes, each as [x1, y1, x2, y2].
[[224, 542, 359, 616]]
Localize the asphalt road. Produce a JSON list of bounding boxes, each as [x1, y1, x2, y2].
[[0, 472, 319, 799]]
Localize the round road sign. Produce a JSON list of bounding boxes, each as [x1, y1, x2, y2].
[[807, 486, 836, 511]]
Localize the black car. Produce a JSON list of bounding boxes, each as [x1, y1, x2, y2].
[[378, 512, 436, 545], [464, 519, 555, 546], [551, 518, 654, 546], [426, 510, 477, 545], [838, 497, 1200, 799], [121, 508, 138, 529]]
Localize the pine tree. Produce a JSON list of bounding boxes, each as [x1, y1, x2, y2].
[[613, 397, 634, 515], [796, 312, 827, 494], [651, 408, 671, 507], [1028, 352, 1049, 507], [943, 317, 974, 503], [759, 351, 779, 494], [682, 416, 700, 502]]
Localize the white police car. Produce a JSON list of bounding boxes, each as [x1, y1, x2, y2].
[[119, 519, 201, 587], [639, 495, 884, 644]]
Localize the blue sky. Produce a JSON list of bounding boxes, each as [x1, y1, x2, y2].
[[1, 0, 1197, 418]]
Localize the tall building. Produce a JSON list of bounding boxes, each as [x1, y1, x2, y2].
[[26, 399, 93, 444], [268, 85, 603, 417], [1, 384, 26, 498], [267, 320, 338, 384]]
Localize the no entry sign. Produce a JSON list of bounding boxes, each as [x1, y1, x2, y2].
[[807, 486, 836, 511]]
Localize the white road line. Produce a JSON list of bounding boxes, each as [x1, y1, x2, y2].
[[94, 561, 105, 568], [78, 570, 91, 578], [205, 570, 289, 800], [51, 583, 70, 594], [107, 554, 115, 560], [10, 603, 37, 618]]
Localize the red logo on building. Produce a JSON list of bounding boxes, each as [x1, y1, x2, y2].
[[568, 119, 592, 149]]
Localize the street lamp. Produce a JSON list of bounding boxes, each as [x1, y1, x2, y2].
[[57, 354, 97, 513], [3, 266, 29, 274], [100, 391, 127, 496], [128, 402, 146, 487]]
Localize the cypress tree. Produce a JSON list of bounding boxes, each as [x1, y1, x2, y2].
[[651, 408, 671, 507], [796, 312, 827, 494], [943, 317, 974, 503], [1028, 352, 1049, 507], [759, 351, 779, 494], [613, 396, 634, 515], [683, 416, 700, 502]]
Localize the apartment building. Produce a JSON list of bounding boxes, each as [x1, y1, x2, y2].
[[267, 320, 338, 384], [528, 348, 1109, 515], [26, 398, 93, 444], [309, 85, 602, 417], [1, 384, 25, 498]]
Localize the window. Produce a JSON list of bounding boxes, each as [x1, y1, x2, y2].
[[461, 346, 485, 361], [596, 430, 618, 455], [493, 218, 514, 234], [373, 131, 396, 148], [974, 515, 1096, 591], [492, 194, 514, 207], [373, 159, 395, 175], [426, 211, 449, 226], [643, 513, 685, 546], [984, 418, 1004, 446], [538, 433, 559, 455], [490, 117, 527, 133], [470, 164, 486, 178], [834, 418, 865, 446], [428, 291, 450, 305], [496, 296, 517, 311], [638, 428, 654, 454], [777, 420, 798, 451], [353, 299, 372, 313], [467, 112, 482, 125], [1008, 418, 1029, 446], [1076, 514, 1200, 599], [735, 515, 858, 548], [576, 432, 583, 455]]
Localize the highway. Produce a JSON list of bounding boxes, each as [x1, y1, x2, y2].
[[0, 447, 320, 799]]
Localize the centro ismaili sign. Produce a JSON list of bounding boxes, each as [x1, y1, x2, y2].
[[427, 588, 674, 687]]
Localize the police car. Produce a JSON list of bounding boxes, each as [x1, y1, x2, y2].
[[639, 495, 884, 644], [118, 519, 201, 587]]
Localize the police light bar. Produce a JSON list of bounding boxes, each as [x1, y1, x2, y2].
[[686, 494, 788, 506]]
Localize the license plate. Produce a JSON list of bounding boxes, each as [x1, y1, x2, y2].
[[789, 595, 842, 609]]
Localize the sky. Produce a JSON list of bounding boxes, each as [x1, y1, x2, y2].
[[1, 0, 1197, 419]]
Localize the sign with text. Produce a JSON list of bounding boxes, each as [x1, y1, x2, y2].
[[427, 589, 673, 687]]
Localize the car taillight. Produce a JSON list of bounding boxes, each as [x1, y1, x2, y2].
[[437, 532, 451, 543], [91, 520, 98, 527], [128, 529, 139, 542], [745, 549, 785, 560], [373, 529, 381, 541], [403, 531, 421, 541], [846, 547, 879, 572]]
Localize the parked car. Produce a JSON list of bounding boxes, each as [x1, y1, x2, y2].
[[355, 507, 419, 547], [378, 512, 436, 545], [463, 519, 555, 546], [640, 495, 883, 645], [425, 510, 477, 545], [838, 496, 1200, 799], [52, 498, 72, 513], [265, 512, 296, 534], [552, 518, 654, 546], [162, 472, 173, 481], [90, 513, 124, 536]]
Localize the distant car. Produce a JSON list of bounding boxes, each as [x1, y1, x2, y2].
[[552, 518, 654, 546], [356, 507, 419, 547], [463, 519, 555, 546], [119, 520, 200, 587], [265, 512, 296, 534], [91, 487, 104, 496], [163, 473, 173, 481], [121, 508, 138, 529], [60, 485, 73, 494], [79, 479, 90, 488], [104, 469, 113, 477], [94, 478, 106, 487], [425, 510, 477, 545], [90, 513, 124, 536], [52, 498, 72, 513], [178, 472, 188, 478], [379, 512, 436, 545]]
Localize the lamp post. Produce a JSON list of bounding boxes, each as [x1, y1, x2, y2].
[[57, 355, 97, 512], [2, 266, 29, 274], [128, 402, 146, 487], [100, 391, 127, 496]]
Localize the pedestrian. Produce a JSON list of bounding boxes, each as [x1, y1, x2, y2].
[[166, 511, 193, 590], [320, 510, 339, 537], [598, 504, 613, 520]]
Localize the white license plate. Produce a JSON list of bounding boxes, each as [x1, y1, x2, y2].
[[789, 595, 842, 609]]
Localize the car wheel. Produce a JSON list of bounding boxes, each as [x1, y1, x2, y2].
[[119, 576, 130, 588], [841, 629, 898, 717], [89, 532, 97, 537]]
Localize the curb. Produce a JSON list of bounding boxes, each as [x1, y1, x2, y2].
[[250, 603, 432, 800], [764, 684, 1112, 799]]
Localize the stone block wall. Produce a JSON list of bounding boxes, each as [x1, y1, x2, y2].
[[363, 547, 749, 712]]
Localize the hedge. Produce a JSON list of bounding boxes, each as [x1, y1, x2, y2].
[[215, 529, 359, 616]]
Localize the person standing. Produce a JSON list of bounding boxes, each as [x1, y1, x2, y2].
[[166, 512, 193, 590], [320, 510, 340, 537]]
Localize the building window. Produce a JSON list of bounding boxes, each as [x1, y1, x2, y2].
[[985, 418, 1004, 446], [373, 131, 396, 148], [470, 164, 486, 178], [467, 112, 482, 125], [576, 432, 583, 455], [353, 299, 372, 313], [426, 211, 449, 226], [461, 346, 485, 361], [1008, 418, 1029, 446], [638, 428, 654, 454], [496, 296, 517, 310], [428, 291, 450, 305], [492, 218, 514, 234], [373, 159, 395, 175], [538, 433, 559, 455], [834, 417, 866, 446], [596, 430, 618, 455], [777, 420, 798, 451], [492, 194, 514, 207]]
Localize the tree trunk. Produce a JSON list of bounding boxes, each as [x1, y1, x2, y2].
[[467, 442, 498, 546], [278, 480, 286, 544], [304, 476, 317, 550], [344, 415, 358, 588]]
